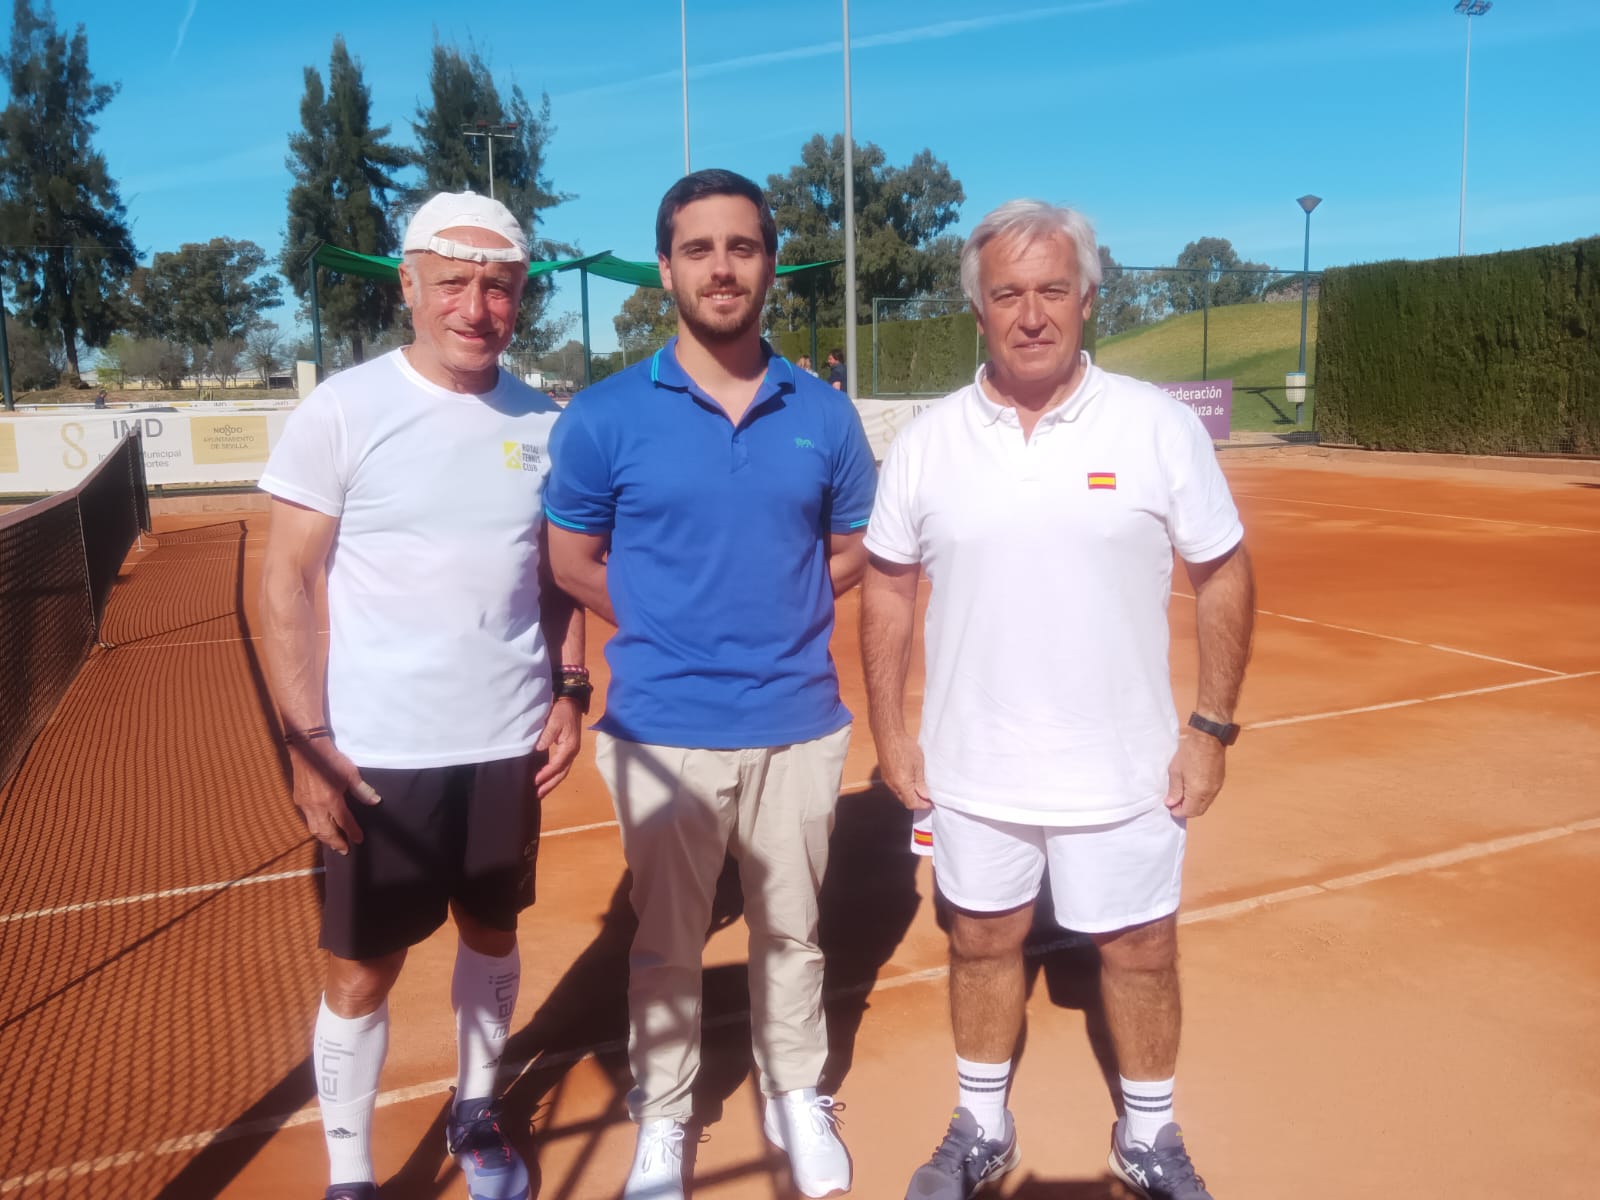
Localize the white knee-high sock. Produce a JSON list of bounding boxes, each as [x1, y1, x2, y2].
[[1120, 1074, 1176, 1148], [453, 942, 520, 1104], [313, 997, 389, 1186], [956, 1054, 1011, 1140]]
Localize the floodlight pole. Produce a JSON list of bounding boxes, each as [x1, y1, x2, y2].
[[308, 255, 324, 374], [1297, 195, 1322, 375], [580, 268, 593, 388], [1455, 0, 1491, 256], [842, 0, 858, 397], [461, 122, 519, 202], [681, 0, 691, 174], [0, 283, 14, 411]]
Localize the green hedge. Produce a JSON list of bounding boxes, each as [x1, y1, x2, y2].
[[1318, 238, 1600, 454], [771, 307, 1096, 396]]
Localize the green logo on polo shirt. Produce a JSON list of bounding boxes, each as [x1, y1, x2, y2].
[[794, 437, 815, 449]]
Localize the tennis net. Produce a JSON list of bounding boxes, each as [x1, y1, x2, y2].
[[0, 431, 150, 789]]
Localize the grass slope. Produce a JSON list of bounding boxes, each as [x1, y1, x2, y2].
[[1096, 299, 1319, 433]]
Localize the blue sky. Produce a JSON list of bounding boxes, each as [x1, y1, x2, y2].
[[39, 0, 1600, 352]]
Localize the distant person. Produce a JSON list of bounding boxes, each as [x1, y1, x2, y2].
[[861, 199, 1255, 1200], [826, 348, 846, 391], [258, 191, 589, 1200], [796, 353, 817, 376], [94, 389, 108, 409], [544, 169, 878, 1200]]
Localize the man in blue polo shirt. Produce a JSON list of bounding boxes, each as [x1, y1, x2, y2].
[[544, 169, 877, 1200]]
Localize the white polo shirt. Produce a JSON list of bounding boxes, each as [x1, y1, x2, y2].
[[865, 357, 1243, 826], [260, 349, 559, 770]]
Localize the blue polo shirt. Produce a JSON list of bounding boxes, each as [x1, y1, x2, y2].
[[544, 339, 878, 749]]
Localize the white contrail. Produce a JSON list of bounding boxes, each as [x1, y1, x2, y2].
[[559, 1, 1138, 100], [171, 0, 198, 62]]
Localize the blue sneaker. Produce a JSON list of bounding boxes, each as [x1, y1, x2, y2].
[[1107, 1119, 1214, 1200], [446, 1097, 531, 1200], [904, 1106, 1020, 1199]]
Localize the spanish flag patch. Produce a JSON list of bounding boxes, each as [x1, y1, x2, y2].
[[1087, 472, 1117, 490], [913, 828, 934, 849]]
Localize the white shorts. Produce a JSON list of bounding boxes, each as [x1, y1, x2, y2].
[[917, 803, 1187, 934]]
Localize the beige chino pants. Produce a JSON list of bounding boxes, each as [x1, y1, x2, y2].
[[593, 725, 852, 1123]]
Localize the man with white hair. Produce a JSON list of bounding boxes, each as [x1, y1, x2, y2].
[[259, 192, 588, 1200], [861, 199, 1255, 1200]]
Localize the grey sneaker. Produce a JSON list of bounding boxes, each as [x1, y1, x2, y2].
[[446, 1096, 530, 1200], [904, 1107, 1020, 1199], [1107, 1119, 1214, 1200]]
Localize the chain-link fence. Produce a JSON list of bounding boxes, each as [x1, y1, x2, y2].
[[858, 268, 1321, 435], [1096, 267, 1320, 435]]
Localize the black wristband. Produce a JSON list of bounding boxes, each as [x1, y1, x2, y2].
[[1187, 712, 1240, 746], [283, 725, 333, 746], [554, 670, 593, 714]]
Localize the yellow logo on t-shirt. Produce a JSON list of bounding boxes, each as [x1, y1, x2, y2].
[[504, 441, 544, 472]]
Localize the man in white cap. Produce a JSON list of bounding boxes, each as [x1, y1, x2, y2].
[[259, 192, 589, 1200]]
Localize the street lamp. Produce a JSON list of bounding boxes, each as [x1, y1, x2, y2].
[[460, 121, 519, 202], [1296, 194, 1321, 376], [1455, 0, 1491, 256]]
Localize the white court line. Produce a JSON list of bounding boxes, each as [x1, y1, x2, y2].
[[116, 630, 329, 652], [0, 869, 321, 926], [1243, 670, 1598, 730], [130, 557, 261, 565], [8, 672, 1594, 928], [1171, 591, 1567, 676], [11, 813, 1598, 1192], [0, 820, 622, 925], [1261, 612, 1566, 676], [1230, 491, 1600, 536]]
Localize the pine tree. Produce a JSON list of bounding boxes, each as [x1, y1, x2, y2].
[[0, 0, 137, 381], [281, 36, 407, 365], [765, 135, 964, 328], [410, 42, 573, 355]]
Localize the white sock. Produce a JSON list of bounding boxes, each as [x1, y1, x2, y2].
[[453, 942, 520, 1104], [1120, 1074, 1176, 1148], [956, 1055, 1011, 1139], [313, 997, 389, 1186]]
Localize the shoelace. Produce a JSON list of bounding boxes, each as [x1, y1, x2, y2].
[[449, 1107, 511, 1163], [796, 1095, 845, 1136], [639, 1123, 686, 1173], [925, 1123, 989, 1175], [1138, 1142, 1205, 1193]]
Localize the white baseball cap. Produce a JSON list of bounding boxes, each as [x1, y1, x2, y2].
[[402, 191, 529, 263]]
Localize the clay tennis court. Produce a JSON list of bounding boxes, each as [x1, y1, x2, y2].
[[2, 448, 1597, 1199]]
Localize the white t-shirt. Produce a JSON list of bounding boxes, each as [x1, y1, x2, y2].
[[259, 349, 560, 769], [865, 358, 1244, 826]]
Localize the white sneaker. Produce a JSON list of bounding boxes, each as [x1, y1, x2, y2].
[[763, 1088, 851, 1197], [623, 1118, 686, 1199]]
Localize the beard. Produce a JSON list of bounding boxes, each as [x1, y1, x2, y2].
[[675, 286, 766, 345]]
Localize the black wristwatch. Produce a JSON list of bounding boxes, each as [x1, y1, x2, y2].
[[554, 666, 593, 714], [1187, 711, 1240, 746]]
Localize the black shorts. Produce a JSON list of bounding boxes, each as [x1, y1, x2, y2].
[[319, 751, 545, 961]]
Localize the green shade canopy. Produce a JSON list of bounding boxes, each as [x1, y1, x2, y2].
[[304, 242, 839, 388], [309, 242, 605, 280], [308, 243, 837, 288], [580, 252, 839, 289]]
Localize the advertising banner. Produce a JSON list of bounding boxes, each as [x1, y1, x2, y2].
[[1155, 380, 1232, 439], [0, 410, 293, 494], [854, 396, 935, 460], [856, 377, 1234, 461]]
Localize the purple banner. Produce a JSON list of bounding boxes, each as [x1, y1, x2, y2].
[[1156, 380, 1232, 440]]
